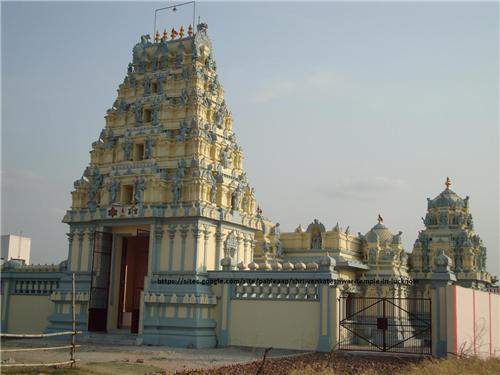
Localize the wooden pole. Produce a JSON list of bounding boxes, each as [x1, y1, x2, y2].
[[1, 331, 80, 338], [1, 344, 81, 353], [71, 272, 76, 367], [1, 359, 80, 368]]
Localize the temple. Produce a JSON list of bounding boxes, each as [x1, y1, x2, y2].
[[1, 24, 496, 354]]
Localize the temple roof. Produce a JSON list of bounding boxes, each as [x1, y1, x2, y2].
[[428, 178, 468, 209]]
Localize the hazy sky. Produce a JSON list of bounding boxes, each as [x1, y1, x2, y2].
[[2, 2, 499, 276]]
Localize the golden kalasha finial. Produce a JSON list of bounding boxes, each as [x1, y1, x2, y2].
[[179, 26, 185, 38], [188, 24, 193, 37], [162, 29, 168, 41], [445, 177, 451, 189], [155, 30, 161, 43], [377, 214, 384, 224], [171, 27, 178, 39]]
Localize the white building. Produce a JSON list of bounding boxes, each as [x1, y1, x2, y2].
[[1, 234, 31, 265]]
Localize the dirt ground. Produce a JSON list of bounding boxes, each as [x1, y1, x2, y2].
[[2, 339, 499, 375], [0, 339, 306, 374]]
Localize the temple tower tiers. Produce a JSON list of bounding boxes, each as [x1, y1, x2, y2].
[[48, 24, 265, 346], [409, 178, 493, 290]]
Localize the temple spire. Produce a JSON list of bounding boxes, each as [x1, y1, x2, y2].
[[445, 176, 451, 190]]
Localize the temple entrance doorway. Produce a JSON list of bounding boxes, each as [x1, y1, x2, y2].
[[117, 230, 149, 333]]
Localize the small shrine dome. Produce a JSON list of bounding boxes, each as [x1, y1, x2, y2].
[[365, 222, 393, 244]]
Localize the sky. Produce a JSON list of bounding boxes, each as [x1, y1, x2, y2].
[[2, 1, 499, 277]]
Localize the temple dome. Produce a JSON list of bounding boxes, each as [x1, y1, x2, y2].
[[365, 223, 393, 244], [428, 188, 465, 208], [428, 177, 467, 209]]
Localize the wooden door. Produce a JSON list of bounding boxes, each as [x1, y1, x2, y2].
[[118, 235, 149, 333]]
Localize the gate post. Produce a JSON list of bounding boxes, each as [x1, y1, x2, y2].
[[430, 250, 457, 357], [318, 259, 338, 352], [318, 283, 332, 352]]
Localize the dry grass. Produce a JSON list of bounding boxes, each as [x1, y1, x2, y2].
[[289, 356, 500, 375], [401, 357, 500, 375]]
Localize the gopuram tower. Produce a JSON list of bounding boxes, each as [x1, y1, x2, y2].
[[409, 178, 493, 291], [48, 24, 264, 347]]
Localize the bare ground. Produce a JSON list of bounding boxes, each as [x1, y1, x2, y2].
[[0, 339, 305, 374]]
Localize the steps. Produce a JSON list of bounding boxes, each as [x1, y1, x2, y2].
[[76, 331, 139, 346]]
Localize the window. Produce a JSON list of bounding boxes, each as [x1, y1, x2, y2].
[[133, 144, 144, 161], [151, 82, 158, 94], [143, 109, 152, 123]]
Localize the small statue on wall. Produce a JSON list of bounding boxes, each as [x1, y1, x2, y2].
[[231, 185, 241, 211], [143, 76, 151, 96], [134, 104, 142, 126], [224, 231, 238, 259], [479, 246, 487, 271], [177, 120, 190, 142], [133, 177, 145, 204], [104, 129, 117, 150], [215, 107, 225, 128], [220, 146, 232, 168], [107, 179, 120, 204], [151, 103, 160, 126], [422, 247, 430, 272], [311, 233, 322, 250], [87, 173, 103, 209], [140, 34, 151, 45], [157, 78, 164, 94], [180, 89, 189, 105], [276, 240, 284, 257], [422, 212, 431, 226], [206, 169, 217, 203], [144, 138, 155, 159], [439, 211, 448, 225], [171, 174, 182, 203], [242, 193, 249, 212], [271, 223, 281, 238], [467, 214, 474, 229], [175, 48, 184, 68], [123, 141, 132, 161]]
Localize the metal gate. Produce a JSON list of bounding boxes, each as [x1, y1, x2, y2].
[[338, 296, 431, 354], [88, 231, 113, 332]]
